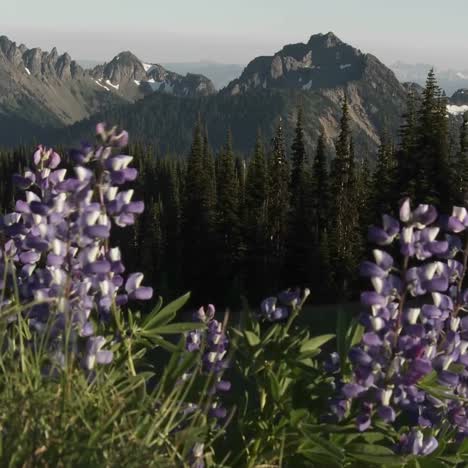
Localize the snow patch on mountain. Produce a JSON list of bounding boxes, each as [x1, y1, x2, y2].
[[24, 67, 31, 75], [447, 104, 468, 116], [95, 79, 110, 91], [142, 62, 155, 73], [105, 79, 119, 90]]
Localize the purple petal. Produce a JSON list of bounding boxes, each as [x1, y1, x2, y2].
[[96, 350, 113, 364]]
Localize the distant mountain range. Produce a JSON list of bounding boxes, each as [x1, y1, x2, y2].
[[0, 35, 215, 141], [0, 32, 466, 157], [390, 61, 468, 96]]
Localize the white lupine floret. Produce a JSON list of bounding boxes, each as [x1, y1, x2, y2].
[[51, 268, 67, 285], [432, 293, 443, 307], [453, 206, 467, 221], [55, 193, 67, 212], [22, 264, 36, 277], [109, 247, 121, 261], [450, 317, 460, 332], [426, 227, 439, 241], [84, 190, 93, 204], [54, 169, 67, 182], [371, 277, 384, 294], [26, 191, 41, 203], [402, 227, 413, 243], [442, 355, 454, 370], [425, 345, 437, 359], [52, 239, 64, 256], [106, 187, 118, 200], [110, 156, 133, 170], [75, 166, 92, 181], [86, 245, 100, 262], [382, 387, 393, 406], [121, 190, 134, 204], [98, 214, 109, 225], [407, 308, 420, 325], [370, 316, 385, 331], [400, 199, 411, 222], [86, 211, 100, 226], [99, 280, 112, 296], [460, 341, 468, 355], [424, 263, 438, 280]]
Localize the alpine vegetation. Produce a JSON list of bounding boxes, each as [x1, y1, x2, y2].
[[1, 124, 152, 372], [331, 199, 468, 456], [5, 126, 468, 466]]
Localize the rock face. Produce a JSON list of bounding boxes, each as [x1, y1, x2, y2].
[[0, 31, 412, 156], [90, 51, 216, 99], [225, 32, 367, 94], [451, 89, 468, 106], [0, 34, 216, 135], [222, 32, 408, 155], [0, 35, 123, 128]]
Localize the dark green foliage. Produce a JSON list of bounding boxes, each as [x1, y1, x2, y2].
[[397, 70, 451, 208], [329, 97, 362, 297], [182, 122, 217, 303], [266, 121, 290, 290], [244, 132, 270, 301], [454, 113, 468, 205], [373, 131, 397, 217], [0, 69, 462, 308], [215, 130, 242, 303], [285, 108, 313, 286]]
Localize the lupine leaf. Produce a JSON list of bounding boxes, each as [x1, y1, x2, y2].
[[299, 334, 335, 354], [142, 292, 190, 329]]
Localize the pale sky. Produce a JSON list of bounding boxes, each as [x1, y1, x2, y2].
[[1, 0, 467, 69]]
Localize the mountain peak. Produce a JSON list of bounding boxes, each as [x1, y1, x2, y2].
[[225, 32, 368, 95], [309, 31, 343, 47]]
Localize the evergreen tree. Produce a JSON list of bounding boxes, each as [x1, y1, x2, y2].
[[215, 130, 241, 302], [373, 131, 397, 217], [244, 132, 269, 300], [266, 120, 290, 290], [285, 108, 312, 285], [182, 121, 216, 302], [416, 69, 450, 206], [311, 133, 330, 237], [396, 89, 419, 200], [454, 113, 468, 204], [329, 96, 361, 297]]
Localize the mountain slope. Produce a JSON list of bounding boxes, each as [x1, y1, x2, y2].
[[90, 52, 216, 99], [0, 35, 216, 146], [49, 33, 407, 158], [2, 32, 410, 157], [0, 35, 125, 135]]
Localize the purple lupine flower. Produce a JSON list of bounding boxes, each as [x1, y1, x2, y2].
[[189, 443, 205, 468], [83, 336, 113, 370], [328, 198, 468, 446], [259, 288, 310, 322], [398, 430, 438, 456], [185, 304, 229, 421], [0, 125, 153, 373]]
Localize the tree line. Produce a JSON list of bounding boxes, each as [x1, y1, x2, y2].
[[0, 70, 467, 308]]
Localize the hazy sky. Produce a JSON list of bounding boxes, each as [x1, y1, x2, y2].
[[1, 0, 467, 69]]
